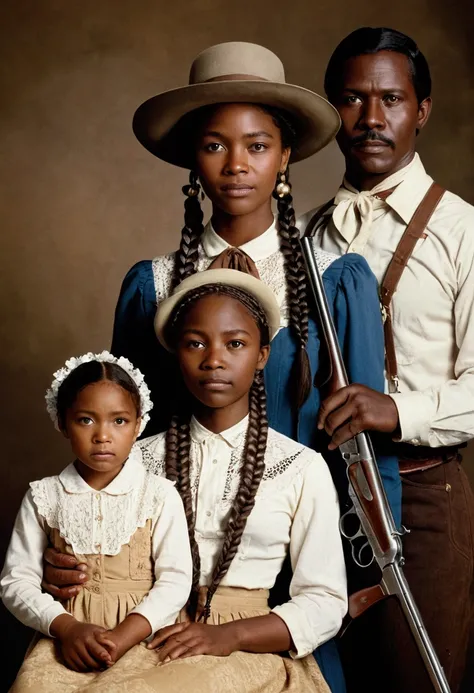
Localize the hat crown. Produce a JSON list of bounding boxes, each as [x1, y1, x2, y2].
[[189, 42, 286, 85]]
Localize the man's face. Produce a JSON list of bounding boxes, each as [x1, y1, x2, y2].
[[329, 51, 431, 183]]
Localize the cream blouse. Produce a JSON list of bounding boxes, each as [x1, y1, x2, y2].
[[139, 416, 347, 658], [0, 447, 192, 636]]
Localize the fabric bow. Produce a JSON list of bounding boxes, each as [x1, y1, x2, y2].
[[208, 247, 261, 279]]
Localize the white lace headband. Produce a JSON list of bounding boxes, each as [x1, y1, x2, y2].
[[45, 351, 153, 435]]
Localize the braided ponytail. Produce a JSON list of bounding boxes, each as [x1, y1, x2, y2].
[[173, 171, 205, 288], [165, 414, 202, 616], [274, 168, 312, 408]]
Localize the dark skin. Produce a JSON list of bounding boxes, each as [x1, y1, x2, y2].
[[43, 102, 291, 596], [320, 51, 432, 446], [146, 294, 293, 661], [195, 103, 290, 245], [49, 381, 152, 671]]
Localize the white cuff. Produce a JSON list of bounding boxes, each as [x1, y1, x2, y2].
[[129, 603, 179, 635], [271, 604, 317, 659], [389, 391, 435, 446], [45, 603, 69, 637]]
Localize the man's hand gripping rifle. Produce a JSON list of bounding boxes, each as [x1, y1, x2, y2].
[[300, 237, 450, 693]]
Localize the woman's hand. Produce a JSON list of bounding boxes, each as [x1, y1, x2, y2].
[[50, 614, 116, 671], [42, 547, 88, 600], [147, 621, 240, 662]]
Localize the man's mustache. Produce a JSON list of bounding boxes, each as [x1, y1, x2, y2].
[[350, 130, 395, 149]]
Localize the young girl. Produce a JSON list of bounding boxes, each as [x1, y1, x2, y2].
[[1, 352, 192, 691], [131, 268, 345, 692]]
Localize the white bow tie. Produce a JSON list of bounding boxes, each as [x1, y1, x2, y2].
[[332, 153, 420, 252]]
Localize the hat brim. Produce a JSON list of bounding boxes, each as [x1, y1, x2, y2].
[[133, 81, 340, 168], [155, 269, 281, 351]]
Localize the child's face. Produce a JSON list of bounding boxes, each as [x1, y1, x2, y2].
[[175, 294, 270, 412], [62, 381, 140, 484]]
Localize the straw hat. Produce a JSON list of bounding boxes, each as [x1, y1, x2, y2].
[[154, 269, 281, 351], [133, 41, 340, 168]]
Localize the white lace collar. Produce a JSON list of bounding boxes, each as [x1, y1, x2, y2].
[[58, 444, 144, 496], [29, 444, 169, 555], [190, 415, 249, 449], [201, 218, 280, 261]]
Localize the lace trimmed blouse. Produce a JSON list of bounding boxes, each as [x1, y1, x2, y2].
[[0, 447, 192, 636], [139, 417, 348, 659]]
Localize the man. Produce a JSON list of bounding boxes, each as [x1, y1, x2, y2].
[[299, 26, 474, 693]]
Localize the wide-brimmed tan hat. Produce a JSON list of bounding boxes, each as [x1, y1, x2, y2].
[[155, 269, 281, 351], [133, 41, 340, 168]]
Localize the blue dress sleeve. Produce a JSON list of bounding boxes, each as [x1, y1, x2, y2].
[[111, 261, 178, 435], [323, 254, 401, 527]]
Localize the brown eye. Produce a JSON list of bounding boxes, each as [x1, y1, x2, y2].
[[250, 143, 267, 152], [204, 142, 225, 152]]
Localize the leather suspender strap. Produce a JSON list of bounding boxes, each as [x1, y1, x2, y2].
[[303, 198, 335, 237], [381, 182, 445, 391]]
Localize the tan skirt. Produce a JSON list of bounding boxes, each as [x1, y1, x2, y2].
[[11, 587, 330, 693]]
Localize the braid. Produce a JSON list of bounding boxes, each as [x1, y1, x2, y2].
[[275, 168, 312, 408], [173, 171, 205, 288], [201, 369, 268, 619], [165, 414, 201, 615]]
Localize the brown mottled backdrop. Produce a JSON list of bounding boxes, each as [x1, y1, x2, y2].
[[0, 0, 473, 689]]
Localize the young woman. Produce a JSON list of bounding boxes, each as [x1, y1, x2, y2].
[[1, 353, 192, 691], [43, 42, 401, 691]]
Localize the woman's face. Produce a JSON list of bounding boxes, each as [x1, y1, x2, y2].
[[175, 293, 270, 414], [194, 103, 290, 217]]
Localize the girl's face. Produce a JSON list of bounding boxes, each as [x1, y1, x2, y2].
[[195, 103, 290, 218], [62, 380, 141, 489], [175, 294, 270, 415]]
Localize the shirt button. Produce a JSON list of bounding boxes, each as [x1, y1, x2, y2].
[[206, 511, 211, 517], [93, 585, 100, 594], [96, 515, 103, 522], [95, 493, 100, 500], [93, 572, 100, 581], [212, 459, 218, 465], [409, 438, 420, 446], [95, 544, 101, 551]]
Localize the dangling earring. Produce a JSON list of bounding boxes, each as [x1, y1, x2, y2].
[[182, 171, 201, 198], [275, 171, 291, 198]]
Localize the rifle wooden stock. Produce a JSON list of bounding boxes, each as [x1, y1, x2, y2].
[[300, 237, 451, 693]]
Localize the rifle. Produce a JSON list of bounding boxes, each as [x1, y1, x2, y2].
[[300, 237, 451, 693]]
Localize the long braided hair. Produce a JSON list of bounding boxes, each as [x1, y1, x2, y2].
[[165, 284, 269, 620], [172, 104, 312, 408]]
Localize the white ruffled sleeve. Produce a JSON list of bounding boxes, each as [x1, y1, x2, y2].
[[271, 454, 348, 658], [0, 489, 68, 636]]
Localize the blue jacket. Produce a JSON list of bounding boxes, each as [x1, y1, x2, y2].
[[111, 252, 401, 692]]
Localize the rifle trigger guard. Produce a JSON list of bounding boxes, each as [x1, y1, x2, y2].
[[352, 540, 374, 569]]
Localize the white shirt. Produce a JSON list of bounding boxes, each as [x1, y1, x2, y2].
[[139, 417, 347, 658], [0, 447, 192, 636], [299, 154, 474, 447]]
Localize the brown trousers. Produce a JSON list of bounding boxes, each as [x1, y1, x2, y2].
[[340, 458, 474, 693]]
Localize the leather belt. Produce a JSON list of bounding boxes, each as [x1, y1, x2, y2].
[[398, 444, 463, 475]]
